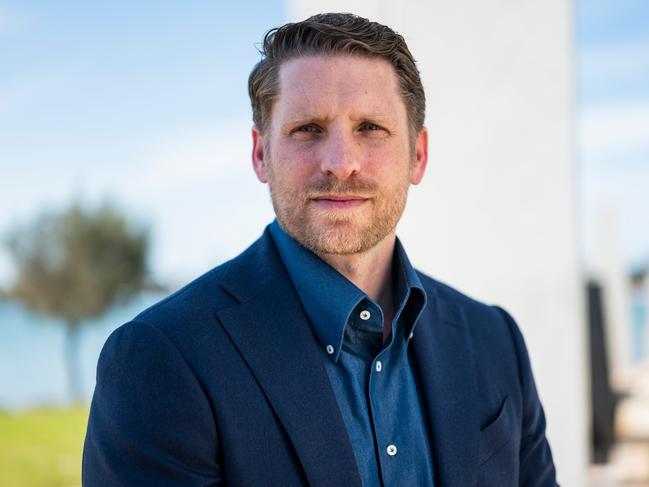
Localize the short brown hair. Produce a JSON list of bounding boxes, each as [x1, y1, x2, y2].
[[248, 13, 426, 137]]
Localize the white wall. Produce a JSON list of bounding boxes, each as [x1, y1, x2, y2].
[[288, 1, 587, 485]]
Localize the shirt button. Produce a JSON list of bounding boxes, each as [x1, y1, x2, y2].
[[326, 345, 334, 355], [360, 310, 371, 320], [375, 360, 383, 372], [387, 444, 397, 456]]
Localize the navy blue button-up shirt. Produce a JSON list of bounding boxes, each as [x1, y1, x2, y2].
[[269, 220, 435, 486]]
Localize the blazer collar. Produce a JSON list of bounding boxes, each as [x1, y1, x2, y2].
[[411, 283, 481, 486], [216, 226, 362, 487]]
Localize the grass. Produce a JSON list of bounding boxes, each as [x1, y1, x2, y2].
[[0, 406, 88, 487]]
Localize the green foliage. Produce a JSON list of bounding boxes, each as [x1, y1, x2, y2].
[[0, 406, 88, 486], [5, 202, 149, 325], [4, 201, 150, 401]]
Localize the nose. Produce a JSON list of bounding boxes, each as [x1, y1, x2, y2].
[[319, 129, 361, 180]]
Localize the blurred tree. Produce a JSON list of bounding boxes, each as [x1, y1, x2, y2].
[[5, 202, 149, 402]]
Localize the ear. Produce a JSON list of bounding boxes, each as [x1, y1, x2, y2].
[[410, 127, 428, 185], [251, 126, 268, 183]]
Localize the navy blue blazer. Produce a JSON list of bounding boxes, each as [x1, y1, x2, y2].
[[83, 226, 558, 486]]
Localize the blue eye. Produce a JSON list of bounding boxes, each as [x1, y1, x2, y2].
[[361, 122, 381, 131]]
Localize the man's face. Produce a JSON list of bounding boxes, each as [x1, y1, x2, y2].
[[252, 54, 428, 255]]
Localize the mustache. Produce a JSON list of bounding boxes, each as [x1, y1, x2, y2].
[[305, 177, 377, 198]]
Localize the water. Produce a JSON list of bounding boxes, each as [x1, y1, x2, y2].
[[3, 287, 647, 411], [0, 292, 165, 411]]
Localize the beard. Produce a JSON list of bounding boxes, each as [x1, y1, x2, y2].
[[266, 164, 410, 256]]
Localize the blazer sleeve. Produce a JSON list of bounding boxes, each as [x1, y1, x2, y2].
[[496, 307, 559, 487], [82, 320, 222, 486]]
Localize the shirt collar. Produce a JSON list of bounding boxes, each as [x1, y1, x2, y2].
[[269, 219, 426, 362]]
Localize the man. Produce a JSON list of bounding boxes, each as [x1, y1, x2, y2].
[[83, 13, 558, 486]]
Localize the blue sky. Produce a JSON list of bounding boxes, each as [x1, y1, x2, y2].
[[576, 0, 649, 270], [0, 1, 285, 284], [1, 1, 648, 285]]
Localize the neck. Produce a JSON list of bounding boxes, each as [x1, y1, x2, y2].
[[318, 232, 396, 311]]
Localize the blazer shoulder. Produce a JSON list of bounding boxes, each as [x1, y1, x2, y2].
[[416, 270, 505, 324], [97, 258, 240, 379], [136, 260, 235, 324], [415, 270, 524, 370], [118, 228, 282, 350]]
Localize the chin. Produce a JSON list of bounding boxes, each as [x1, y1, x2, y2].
[[303, 221, 385, 256], [277, 208, 395, 256], [310, 237, 365, 255]]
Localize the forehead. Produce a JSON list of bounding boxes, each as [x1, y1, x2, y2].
[[274, 54, 404, 121]]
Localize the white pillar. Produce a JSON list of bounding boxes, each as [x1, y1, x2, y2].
[[287, 2, 587, 485]]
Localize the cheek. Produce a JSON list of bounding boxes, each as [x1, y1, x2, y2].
[[365, 145, 410, 179], [273, 146, 319, 178], [267, 161, 308, 193]]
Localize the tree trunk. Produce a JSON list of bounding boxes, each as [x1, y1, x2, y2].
[[64, 320, 83, 404]]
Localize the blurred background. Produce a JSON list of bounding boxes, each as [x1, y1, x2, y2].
[[0, 0, 647, 485]]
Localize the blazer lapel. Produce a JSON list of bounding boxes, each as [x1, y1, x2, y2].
[[412, 289, 481, 486], [215, 231, 362, 487]]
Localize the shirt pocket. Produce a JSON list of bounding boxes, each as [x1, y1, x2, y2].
[[478, 396, 513, 467]]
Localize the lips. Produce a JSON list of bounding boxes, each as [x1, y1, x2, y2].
[[310, 195, 368, 210]]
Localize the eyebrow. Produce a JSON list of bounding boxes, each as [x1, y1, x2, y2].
[[282, 113, 394, 128], [283, 115, 332, 127]]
